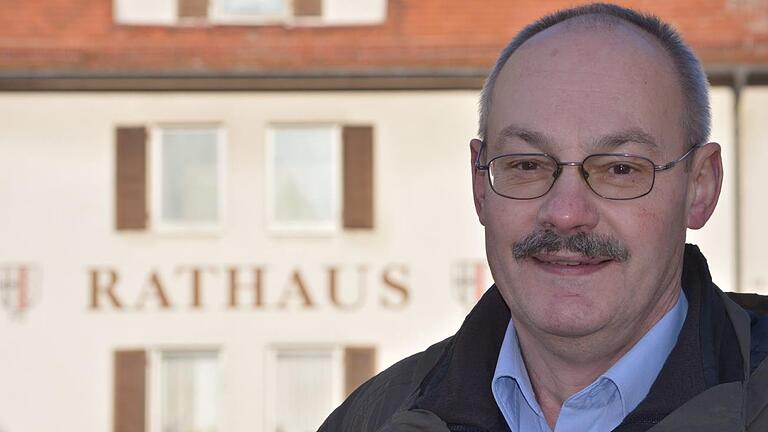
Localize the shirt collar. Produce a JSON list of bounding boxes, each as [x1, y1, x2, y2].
[[492, 316, 543, 417]]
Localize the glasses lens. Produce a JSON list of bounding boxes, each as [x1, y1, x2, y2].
[[583, 155, 654, 199], [489, 154, 557, 199]]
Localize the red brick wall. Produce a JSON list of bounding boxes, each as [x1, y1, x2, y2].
[[0, 0, 767, 72]]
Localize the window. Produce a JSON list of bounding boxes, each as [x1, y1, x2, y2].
[[209, 0, 321, 22], [113, 348, 221, 432], [114, 125, 225, 233], [267, 124, 374, 233], [114, 0, 386, 25], [153, 351, 220, 432], [152, 126, 224, 231], [274, 348, 340, 432], [268, 125, 340, 231], [264, 345, 375, 432], [217, 0, 288, 17]]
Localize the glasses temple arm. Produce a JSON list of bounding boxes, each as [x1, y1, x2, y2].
[[653, 143, 703, 171], [475, 141, 489, 170]]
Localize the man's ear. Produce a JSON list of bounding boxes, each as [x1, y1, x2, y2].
[[687, 142, 723, 230], [470, 138, 487, 226]]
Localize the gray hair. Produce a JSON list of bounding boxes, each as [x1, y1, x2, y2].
[[478, 3, 711, 149]]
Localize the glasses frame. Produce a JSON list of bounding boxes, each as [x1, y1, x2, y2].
[[474, 141, 703, 200]]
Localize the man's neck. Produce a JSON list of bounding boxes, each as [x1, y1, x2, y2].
[[514, 289, 681, 429], [519, 337, 626, 428]]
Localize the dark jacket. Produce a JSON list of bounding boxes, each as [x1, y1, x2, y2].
[[319, 245, 768, 431]]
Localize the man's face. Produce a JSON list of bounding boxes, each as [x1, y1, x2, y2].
[[473, 23, 704, 350]]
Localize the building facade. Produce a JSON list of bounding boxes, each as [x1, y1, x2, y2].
[[1, 1, 767, 431]]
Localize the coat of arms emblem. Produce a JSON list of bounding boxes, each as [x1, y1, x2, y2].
[[0, 265, 40, 319]]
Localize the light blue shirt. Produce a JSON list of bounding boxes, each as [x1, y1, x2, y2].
[[492, 291, 688, 432]]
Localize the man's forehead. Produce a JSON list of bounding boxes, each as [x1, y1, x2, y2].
[[494, 17, 678, 94], [486, 17, 685, 155]]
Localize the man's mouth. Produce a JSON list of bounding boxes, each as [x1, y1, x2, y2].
[[531, 254, 614, 275]]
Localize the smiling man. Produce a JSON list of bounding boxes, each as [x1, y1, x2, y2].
[[319, 3, 768, 431]]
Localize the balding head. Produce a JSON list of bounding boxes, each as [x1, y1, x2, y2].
[[478, 3, 710, 150]]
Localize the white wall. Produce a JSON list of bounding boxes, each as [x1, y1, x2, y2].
[[740, 87, 768, 294], [0, 91, 483, 432], [686, 87, 737, 292]]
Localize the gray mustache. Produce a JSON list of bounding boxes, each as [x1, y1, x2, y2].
[[512, 229, 630, 263]]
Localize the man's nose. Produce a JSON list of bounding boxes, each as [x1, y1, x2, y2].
[[536, 167, 600, 235]]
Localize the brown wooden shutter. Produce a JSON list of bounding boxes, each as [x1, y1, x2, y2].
[[344, 346, 376, 396], [342, 126, 374, 229], [178, 0, 209, 19], [294, 0, 322, 17], [115, 127, 148, 231], [113, 350, 147, 432]]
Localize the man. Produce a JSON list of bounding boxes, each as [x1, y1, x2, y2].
[[320, 3, 768, 431]]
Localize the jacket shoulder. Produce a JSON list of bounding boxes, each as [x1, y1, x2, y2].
[[319, 336, 452, 432], [724, 291, 768, 372], [747, 311, 768, 430], [726, 292, 768, 316]]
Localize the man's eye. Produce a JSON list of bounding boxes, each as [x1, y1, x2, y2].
[[513, 160, 540, 170], [609, 163, 634, 175]]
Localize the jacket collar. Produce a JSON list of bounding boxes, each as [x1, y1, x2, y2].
[[412, 244, 746, 432], [413, 283, 510, 431], [616, 244, 745, 430]]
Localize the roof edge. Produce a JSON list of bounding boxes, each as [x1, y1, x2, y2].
[[4, 66, 768, 91], [0, 69, 489, 91]]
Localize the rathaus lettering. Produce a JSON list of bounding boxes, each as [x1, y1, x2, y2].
[[87, 264, 410, 311]]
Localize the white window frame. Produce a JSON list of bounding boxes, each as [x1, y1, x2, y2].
[[147, 347, 222, 432], [265, 123, 342, 235], [150, 124, 227, 233], [263, 344, 344, 432]]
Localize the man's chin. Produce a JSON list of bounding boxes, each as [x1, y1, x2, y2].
[[511, 286, 614, 338], [536, 319, 609, 339]]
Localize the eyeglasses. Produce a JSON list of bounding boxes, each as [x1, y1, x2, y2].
[[475, 142, 701, 200]]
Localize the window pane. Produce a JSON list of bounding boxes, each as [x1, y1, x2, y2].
[[272, 127, 336, 227], [160, 128, 219, 225], [275, 350, 334, 432], [218, 0, 286, 15], [161, 351, 218, 432]]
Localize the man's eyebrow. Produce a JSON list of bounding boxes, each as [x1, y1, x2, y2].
[[594, 129, 659, 150], [497, 125, 553, 150], [495, 125, 660, 153]]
